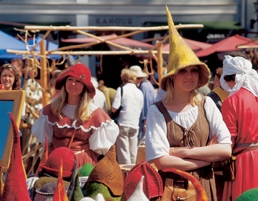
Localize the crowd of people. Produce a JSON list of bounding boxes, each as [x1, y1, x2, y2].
[[1, 7, 258, 201], [1, 50, 258, 201]]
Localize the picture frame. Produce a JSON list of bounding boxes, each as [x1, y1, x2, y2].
[[0, 90, 25, 172]]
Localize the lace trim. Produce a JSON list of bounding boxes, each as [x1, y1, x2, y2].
[[40, 109, 113, 132]]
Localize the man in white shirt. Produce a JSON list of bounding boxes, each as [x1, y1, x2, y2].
[[112, 69, 143, 164]]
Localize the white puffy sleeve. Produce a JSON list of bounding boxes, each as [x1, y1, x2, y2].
[[89, 120, 119, 155], [145, 104, 170, 162], [31, 110, 54, 144]]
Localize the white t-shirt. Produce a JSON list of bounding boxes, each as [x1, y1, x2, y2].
[[92, 88, 108, 114], [145, 96, 232, 161], [112, 83, 143, 129]]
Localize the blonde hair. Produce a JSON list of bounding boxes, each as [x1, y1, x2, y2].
[[51, 86, 92, 122], [163, 77, 202, 106], [121, 69, 137, 84]]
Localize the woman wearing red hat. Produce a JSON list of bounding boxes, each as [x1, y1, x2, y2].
[[32, 63, 119, 168]]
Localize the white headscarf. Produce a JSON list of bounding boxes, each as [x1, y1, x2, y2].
[[220, 55, 258, 97]]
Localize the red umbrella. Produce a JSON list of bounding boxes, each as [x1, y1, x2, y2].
[[195, 34, 258, 57], [163, 38, 211, 52]]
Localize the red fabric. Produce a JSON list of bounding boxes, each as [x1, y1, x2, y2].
[[40, 147, 76, 178], [221, 88, 258, 201], [53, 160, 69, 201], [48, 145, 99, 168], [1, 113, 30, 201], [42, 104, 111, 168], [196, 35, 258, 57], [222, 88, 258, 145], [123, 161, 163, 199], [55, 63, 95, 98], [61, 33, 153, 50], [163, 39, 211, 52], [0, 84, 4, 90]]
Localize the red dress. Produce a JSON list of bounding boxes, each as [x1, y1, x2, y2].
[[222, 88, 258, 201], [42, 104, 113, 168]]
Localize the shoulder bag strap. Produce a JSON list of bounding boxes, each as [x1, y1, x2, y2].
[[120, 86, 123, 106]]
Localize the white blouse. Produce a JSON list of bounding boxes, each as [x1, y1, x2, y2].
[[31, 103, 119, 155], [145, 96, 232, 162]]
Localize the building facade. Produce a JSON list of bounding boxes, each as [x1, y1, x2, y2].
[[0, 0, 257, 75]]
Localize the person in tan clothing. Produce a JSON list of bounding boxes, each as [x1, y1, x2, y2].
[[98, 79, 116, 114], [145, 7, 232, 201]]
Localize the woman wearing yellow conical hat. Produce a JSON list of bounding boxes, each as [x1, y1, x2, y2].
[[145, 6, 232, 201]]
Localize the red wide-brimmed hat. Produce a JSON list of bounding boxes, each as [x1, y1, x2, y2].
[[55, 63, 95, 98], [40, 147, 76, 178]]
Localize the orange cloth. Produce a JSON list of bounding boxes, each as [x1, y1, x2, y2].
[[212, 87, 229, 102]]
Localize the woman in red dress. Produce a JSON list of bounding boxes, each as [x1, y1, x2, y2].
[[32, 63, 119, 168], [221, 55, 258, 201]]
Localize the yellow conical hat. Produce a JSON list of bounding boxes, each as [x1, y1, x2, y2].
[[161, 6, 210, 91]]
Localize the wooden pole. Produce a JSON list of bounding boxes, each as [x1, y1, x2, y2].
[[40, 40, 49, 107], [237, 45, 258, 49], [76, 30, 135, 51], [7, 49, 168, 56], [50, 30, 146, 53], [156, 41, 164, 85], [24, 24, 204, 31]]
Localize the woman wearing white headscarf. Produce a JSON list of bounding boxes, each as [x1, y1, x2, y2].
[[221, 55, 258, 201]]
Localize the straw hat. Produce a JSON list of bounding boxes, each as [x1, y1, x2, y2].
[[160, 6, 210, 91]]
